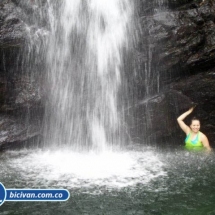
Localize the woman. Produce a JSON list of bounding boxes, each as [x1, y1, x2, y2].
[[177, 107, 211, 151]]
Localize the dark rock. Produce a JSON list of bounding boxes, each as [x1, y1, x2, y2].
[[0, 0, 47, 150], [134, 0, 215, 146], [168, 0, 201, 10], [0, 114, 42, 151], [0, 0, 27, 47], [0, 75, 44, 112], [138, 2, 215, 83]]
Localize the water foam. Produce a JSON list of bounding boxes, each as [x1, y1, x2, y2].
[[3, 148, 166, 190]]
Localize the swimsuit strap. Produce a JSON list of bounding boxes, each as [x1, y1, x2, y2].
[[186, 132, 199, 140]]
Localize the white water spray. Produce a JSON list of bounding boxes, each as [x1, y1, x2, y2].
[[1, 148, 166, 190], [44, 0, 133, 150]]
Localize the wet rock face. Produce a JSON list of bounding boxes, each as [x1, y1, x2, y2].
[[0, 75, 43, 112], [0, 114, 41, 150], [0, 0, 27, 47], [135, 0, 215, 146], [139, 1, 215, 81], [1, 0, 215, 149], [0, 0, 46, 150]]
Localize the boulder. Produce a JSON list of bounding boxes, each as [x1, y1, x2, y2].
[[128, 90, 195, 144]]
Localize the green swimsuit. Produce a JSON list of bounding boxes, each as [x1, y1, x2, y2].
[[185, 132, 203, 151]]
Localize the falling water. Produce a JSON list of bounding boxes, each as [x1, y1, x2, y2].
[[43, 0, 133, 150]]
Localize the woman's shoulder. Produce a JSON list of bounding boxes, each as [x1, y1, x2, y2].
[[199, 131, 208, 140]]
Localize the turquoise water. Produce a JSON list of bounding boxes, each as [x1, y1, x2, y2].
[[0, 146, 215, 215]]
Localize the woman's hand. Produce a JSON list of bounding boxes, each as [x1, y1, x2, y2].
[[188, 106, 195, 113]]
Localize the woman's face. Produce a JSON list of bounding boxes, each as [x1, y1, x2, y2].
[[190, 120, 200, 133]]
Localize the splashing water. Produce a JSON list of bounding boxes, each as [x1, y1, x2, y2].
[[43, 0, 133, 150], [1, 147, 166, 191]]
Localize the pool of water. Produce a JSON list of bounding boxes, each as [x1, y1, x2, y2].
[[0, 145, 215, 214]]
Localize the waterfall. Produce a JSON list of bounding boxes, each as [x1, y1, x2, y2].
[[43, 0, 133, 150]]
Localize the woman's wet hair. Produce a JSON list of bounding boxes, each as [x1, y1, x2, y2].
[[190, 117, 200, 125]]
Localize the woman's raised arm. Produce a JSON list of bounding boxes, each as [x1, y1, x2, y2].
[[177, 107, 194, 135]]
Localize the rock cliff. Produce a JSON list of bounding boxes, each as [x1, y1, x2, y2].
[[0, 0, 214, 149], [133, 0, 215, 145], [0, 0, 46, 150]]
